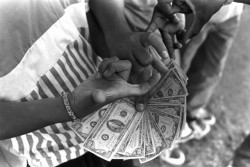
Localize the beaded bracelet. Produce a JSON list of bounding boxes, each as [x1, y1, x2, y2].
[[61, 92, 77, 121]]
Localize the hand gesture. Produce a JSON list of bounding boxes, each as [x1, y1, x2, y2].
[[70, 57, 161, 117], [146, 12, 185, 58], [106, 32, 169, 84], [150, 0, 227, 42]]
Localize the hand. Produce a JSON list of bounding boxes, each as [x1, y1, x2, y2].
[[106, 31, 169, 84], [151, 0, 227, 42], [70, 57, 161, 117], [146, 12, 185, 58]]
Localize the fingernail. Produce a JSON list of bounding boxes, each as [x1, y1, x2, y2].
[[162, 58, 171, 65], [161, 51, 169, 59]]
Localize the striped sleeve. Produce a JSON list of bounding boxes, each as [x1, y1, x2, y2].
[[0, 0, 100, 167]]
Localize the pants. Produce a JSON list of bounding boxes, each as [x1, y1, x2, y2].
[[56, 152, 134, 167], [181, 15, 241, 115], [232, 134, 250, 167]]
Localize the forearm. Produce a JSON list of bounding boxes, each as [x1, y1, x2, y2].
[[0, 97, 72, 140], [89, 0, 131, 40], [234, 0, 250, 4]]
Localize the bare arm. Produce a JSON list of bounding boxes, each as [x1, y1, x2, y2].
[[89, 0, 131, 45], [151, 0, 249, 43], [0, 58, 160, 140], [90, 0, 169, 84], [0, 97, 71, 140], [234, 0, 250, 4]]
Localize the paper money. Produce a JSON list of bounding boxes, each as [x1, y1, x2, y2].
[[139, 111, 167, 163], [149, 104, 184, 138], [116, 114, 143, 155], [149, 69, 188, 98], [71, 104, 109, 141], [143, 112, 156, 156], [83, 99, 143, 161], [166, 60, 188, 85], [150, 110, 180, 145], [71, 52, 188, 163], [148, 96, 186, 106], [148, 104, 183, 117], [118, 119, 145, 159]]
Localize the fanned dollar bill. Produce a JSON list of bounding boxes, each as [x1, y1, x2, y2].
[[148, 96, 186, 106], [143, 112, 156, 156], [116, 113, 143, 155], [71, 105, 109, 141], [166, 59, 188, 85], [148, 104, 184, 117], [149, 109, 180, 145], [149, 104, 184, 139], [114, 118, 145, 159], [71, 49, 188, 162], [83, 99, 143, 161], [139, 111, 167, 163], [149, 69, 188, 98]]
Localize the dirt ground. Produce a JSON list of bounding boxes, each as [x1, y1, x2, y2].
[[136, 5, 250, 167]]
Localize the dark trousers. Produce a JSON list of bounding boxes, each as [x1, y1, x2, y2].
[[56, 152, 135, 167], [181, 15, 241, 114]]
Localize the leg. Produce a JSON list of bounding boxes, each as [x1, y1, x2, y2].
[[57, 152, 135, 167], [180, 16, 242, 139], [107, 159, 134, 167], [186, 16, 241, 115]]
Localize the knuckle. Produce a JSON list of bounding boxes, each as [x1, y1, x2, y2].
[[136, 66, 145, 74], [147, 32, 155, 42], [102, 58, 110, 63], [112, 56, 119, 61], [109, 61, 116, 67], [144, 55, 153, 65], [137, 52, 153, 66]]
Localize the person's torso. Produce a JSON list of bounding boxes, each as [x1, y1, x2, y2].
[[0, 1, 98, 166]]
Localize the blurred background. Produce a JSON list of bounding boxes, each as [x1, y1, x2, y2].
[[137, 5, 250, 167]]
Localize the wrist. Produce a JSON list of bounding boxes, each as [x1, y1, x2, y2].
[[62, 92, 78, 121], [67, 89, 97, 119]]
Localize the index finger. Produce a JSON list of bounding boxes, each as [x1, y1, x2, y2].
[[147, 46, 169, 74], [141, 32, 169, 59]]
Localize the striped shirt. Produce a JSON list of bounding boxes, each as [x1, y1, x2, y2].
[[0, 0, 98, 166]]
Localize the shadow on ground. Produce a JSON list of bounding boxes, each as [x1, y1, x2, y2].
[[138, 5, 250, 167]]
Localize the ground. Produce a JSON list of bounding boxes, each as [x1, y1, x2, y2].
[[137, 5, 250, 167]]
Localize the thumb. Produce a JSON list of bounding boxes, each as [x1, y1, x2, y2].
[[91, 89, 107, 104]]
